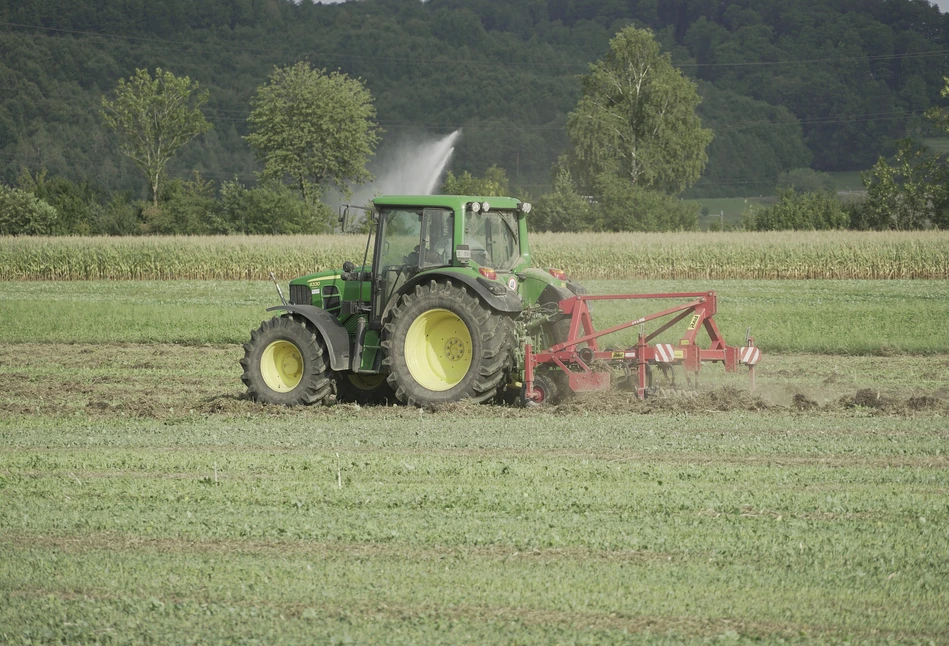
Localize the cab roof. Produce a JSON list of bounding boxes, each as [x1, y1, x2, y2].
[[370, 195, 523, 210]]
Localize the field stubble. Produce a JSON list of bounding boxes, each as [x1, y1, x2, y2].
[[1, 342, 948, 642], [1, 276, 949, 642]]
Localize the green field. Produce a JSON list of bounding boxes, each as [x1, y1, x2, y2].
[[827, 171, 867, 192], [2, 279, 949, 642], [680, 198, 771, 229], [2, 278, 947, 353], [922, 137, 949, 154]]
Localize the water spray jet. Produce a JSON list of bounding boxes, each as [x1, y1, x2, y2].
[[340, 129, 462, 208]]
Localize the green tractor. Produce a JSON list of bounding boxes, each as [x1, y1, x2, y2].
[[241, 195, 582, 407]]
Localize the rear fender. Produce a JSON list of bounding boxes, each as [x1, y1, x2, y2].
[[518, 267, 587, 308], [267, 304, 351, 371], [383, 270, 522, 321]]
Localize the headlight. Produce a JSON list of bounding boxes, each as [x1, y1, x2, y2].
[[469, 201, 481, 213], [481, 201, 490, 212], [520, 202, 532, 213]]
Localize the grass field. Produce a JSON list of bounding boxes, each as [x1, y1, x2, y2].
[[922, 137, 949, 154], [2, 279, 949, 642], [680, 197, 771, 229], [2, 278, 947, 353], [827, 170, 867, 192]]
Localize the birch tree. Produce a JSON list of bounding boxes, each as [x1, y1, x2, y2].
[[101, 68, 211, 206], [566, 27, 712, 195]]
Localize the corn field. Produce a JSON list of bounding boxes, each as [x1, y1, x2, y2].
[[1, 231, 947, 280]]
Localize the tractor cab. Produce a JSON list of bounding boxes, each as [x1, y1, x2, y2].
[[462, 205, 522, 272], [367, 196, 529, 326]]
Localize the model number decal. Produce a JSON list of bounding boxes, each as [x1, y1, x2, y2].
[[687, 314, 700, 330]]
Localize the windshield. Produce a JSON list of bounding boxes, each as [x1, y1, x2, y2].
[[464, 209, 521, 271]]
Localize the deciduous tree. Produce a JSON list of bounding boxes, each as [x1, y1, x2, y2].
[[0, 184, 60, 235], [566, 26, 713, 196], [101, 68, 211, 206], [245, 62, 381, 203], [441, 165, 510, 196], [531, 161, 591, 232], [862, 141, 948, 230], [743, 190, 850, 231]]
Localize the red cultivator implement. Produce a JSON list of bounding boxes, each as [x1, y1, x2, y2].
[[521, 291, 761, 405]]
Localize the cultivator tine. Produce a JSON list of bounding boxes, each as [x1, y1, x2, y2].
[[636, 331, 648, 399], [738, 329, 760, 393], [521, 291, 762, 405]]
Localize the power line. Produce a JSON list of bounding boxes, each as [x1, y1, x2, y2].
[[0, 21, 586, 71], [2, 20, 948, 71], [204, 111, 926, 133], [713, 109, 928, 133], [680, 48, 949, 68], [0, 106, 929, 149]]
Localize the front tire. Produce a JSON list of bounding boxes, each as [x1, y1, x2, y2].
[[241, 316, 335, 406], [382, 280, 515, 407]]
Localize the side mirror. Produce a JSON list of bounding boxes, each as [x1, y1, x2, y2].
[[338, 204, 373, 234]]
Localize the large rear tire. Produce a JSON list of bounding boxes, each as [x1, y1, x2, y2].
[[382, 280, 515, 407], [241, 315, 335, 406]]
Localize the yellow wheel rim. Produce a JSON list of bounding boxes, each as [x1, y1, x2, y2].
[[405, 308, 472, 391], [347, 373, 387, 391], [261, 340, 304, 392]]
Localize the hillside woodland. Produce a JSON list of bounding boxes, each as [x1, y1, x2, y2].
[[1, 0, 948, 232]]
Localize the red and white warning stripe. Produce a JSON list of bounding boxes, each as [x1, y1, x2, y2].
[[653, 343, 676, 363], [739, 346, 761, 366]]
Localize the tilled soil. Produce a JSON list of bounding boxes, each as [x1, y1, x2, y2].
[[0, 343, 946, 419]]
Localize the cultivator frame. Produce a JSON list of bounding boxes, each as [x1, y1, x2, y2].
[[522, 291, 760, 404]]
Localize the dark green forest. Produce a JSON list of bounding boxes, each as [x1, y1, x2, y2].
[[1, 0, 947, 203]]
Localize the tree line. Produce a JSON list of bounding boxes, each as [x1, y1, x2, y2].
[[1, 0, 948, 234], [2, 0, 948, 196], [4, 23, 947, 236]]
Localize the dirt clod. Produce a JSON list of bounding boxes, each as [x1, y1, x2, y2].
[[792, 394, 818, 411], [906, 395, 940, 411], [842, 388, 891, 410]]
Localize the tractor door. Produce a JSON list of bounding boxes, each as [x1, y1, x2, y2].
[[372, 207, 453, 325]]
